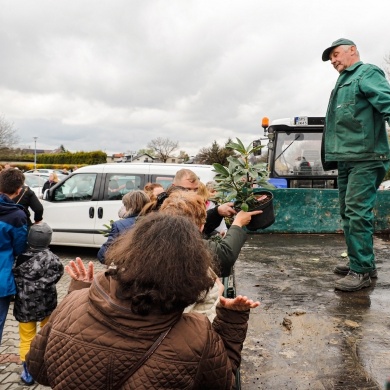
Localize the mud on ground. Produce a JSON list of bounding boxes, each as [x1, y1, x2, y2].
[[235, 234, 390, 390]]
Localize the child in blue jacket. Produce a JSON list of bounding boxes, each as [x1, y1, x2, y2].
[[0, 169, 27, 345]]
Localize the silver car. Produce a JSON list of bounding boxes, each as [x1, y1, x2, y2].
[[23, 173, 47, 198]]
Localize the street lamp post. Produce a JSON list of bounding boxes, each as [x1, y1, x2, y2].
[[33, 137, 38, 170]]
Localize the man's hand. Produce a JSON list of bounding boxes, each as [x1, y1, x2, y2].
[[217, 202, 237, 217], [219, 295, 260, 311], [65, 257, 94, 282], [232, 210, 262, 228]]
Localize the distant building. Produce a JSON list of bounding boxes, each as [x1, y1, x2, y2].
[[21, 148, 52, 155], [128, 153, 156, 163], [165, 156, 185, 164], [106, 153, 156, 163], [107, 152, 186, 164], [107, 153, 127, 163]]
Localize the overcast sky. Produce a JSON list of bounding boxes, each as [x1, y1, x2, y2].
[[1, 0, 389, 157]]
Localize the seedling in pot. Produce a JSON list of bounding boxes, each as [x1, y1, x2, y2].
[[212, 138, 274, 212]]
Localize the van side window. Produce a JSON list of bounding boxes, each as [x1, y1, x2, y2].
[[105, 174, 144, 200], [53, 174, 97, 201], [151, 175, 174, 190]]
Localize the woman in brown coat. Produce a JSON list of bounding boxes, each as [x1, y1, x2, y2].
[[26, 213, 259, 389]]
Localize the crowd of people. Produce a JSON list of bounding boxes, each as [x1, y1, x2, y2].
[[0, 36, 389, 387], [0, 165, 261, 388]]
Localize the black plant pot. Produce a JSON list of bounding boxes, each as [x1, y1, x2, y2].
[[245, 190, 275, 231]]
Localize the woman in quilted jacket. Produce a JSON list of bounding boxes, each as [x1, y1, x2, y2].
[[26, 213, 259, 389]]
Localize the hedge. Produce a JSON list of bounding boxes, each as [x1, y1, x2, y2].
[[0, 150, 107, 165]]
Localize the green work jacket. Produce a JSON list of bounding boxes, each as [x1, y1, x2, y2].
[[324, 61, 390, 162]]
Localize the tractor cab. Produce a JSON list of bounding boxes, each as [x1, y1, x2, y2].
[[262, 116, 338, 189]]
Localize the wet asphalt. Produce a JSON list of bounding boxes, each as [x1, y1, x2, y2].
[[236, 233, 390, 390], [48, 234, 390, 390]]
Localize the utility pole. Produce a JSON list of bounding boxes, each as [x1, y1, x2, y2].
[[33, 137, 38, 170]]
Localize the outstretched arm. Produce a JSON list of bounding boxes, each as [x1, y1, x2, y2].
[[212, 295, 260, 375]]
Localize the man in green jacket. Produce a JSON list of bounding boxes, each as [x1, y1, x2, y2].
[[322, 38, 390, 291]]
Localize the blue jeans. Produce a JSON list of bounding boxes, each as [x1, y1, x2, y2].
[[338, 160, 389, 273], [0, 296, 11, 345]]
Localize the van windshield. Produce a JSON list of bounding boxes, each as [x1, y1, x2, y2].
[[53, 173, 97, 201]]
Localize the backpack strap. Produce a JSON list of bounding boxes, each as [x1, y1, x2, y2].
[[14, 186, 28, 204]]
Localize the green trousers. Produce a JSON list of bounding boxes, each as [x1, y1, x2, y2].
[[338, 160, 389, 274]]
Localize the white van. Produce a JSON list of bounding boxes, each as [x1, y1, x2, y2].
[[42, 163, 216, 247]]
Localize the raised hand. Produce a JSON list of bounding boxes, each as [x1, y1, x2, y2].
[[65, 257, 94, 282], [217, 202, 237, 217], [219, 295, 260, 311]]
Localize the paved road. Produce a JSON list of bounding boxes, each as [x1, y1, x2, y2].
[[1, 236, 389, 389]]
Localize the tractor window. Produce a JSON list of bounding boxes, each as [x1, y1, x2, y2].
[[273, 132, 337, 177]]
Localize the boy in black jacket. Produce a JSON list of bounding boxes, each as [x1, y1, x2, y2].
[[13, 222, 64, 385]]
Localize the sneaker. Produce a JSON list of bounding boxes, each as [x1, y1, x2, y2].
[[21, 362, 34, 386], [334, 271, 371, 292], [333, 263, 377, 278]]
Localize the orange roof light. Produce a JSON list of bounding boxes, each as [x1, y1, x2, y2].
[[261, 117, 269, 129]]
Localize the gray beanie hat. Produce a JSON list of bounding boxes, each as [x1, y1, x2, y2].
[[28, 222, 53, 249]]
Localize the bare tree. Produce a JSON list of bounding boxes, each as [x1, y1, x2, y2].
[[178, 150, 190, 162], [0, 115, 19, 149], [147, 137, 179, 163]]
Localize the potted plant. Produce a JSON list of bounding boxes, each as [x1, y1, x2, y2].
[[212, 138, 275, 231]]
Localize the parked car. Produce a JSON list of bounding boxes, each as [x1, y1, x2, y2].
[[25, 168, 55, 174], [41, 163, 216, 247], [25, 169, 67, 181], [23, 173, 46, 198]]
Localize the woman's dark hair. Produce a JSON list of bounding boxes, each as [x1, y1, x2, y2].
[[105, 213, 214, 315]]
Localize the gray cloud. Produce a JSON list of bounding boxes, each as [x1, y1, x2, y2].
[[0, 0, 389, 157]]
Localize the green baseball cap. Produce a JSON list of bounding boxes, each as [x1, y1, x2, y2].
[[322, 38, 356, 61]]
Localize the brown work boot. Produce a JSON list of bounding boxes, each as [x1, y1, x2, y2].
[[334, 271, 371, 292], [333, 263, 377, 278]]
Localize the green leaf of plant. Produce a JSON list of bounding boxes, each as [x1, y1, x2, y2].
[[235, 138, 246, 151], [226, 140, 246, 154], [226, 191, 237, 201], [212, 163, 230, 176], [241, 202, 249, 211]]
